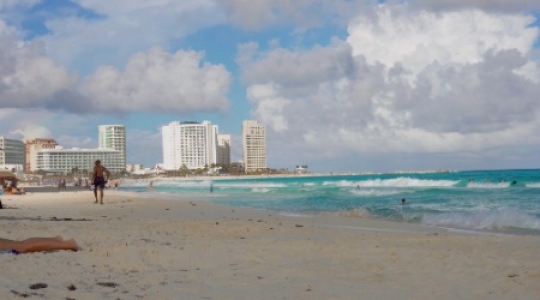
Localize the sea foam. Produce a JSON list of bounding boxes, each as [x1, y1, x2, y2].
[[421, 209, 540, 231]]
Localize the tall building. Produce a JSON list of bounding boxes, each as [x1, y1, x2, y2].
[[242, 120, 266, 173], [25, 138, 58, 173], [216, 134, 231, 166], [0, 137, 25, 168], [34, 147, 124, 173], [162, 121, 218, 170], [98, 125, 126, 168]]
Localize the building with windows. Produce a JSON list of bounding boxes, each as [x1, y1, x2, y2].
[[162, 121, 218, 170], [34, 147, 124, 174], [98, 125, 126, 168], [25, 138, 58, 173], [242, 120, 266, 173], [0, 137, 25, 168], [216, 134, 231, 166]]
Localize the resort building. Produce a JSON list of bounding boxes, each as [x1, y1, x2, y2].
[[242, 120, 267, 173], [216, 134, 231, 166], [25, 138, 58, 173], [161, 121, 218, 170], [98, 125, 126, 168], [0, 137, 25, 168], [34, 147, 124, 174]]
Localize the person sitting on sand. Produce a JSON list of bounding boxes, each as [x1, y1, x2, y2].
[[0, 236, 79, 254], [5, 185, 25, 195]]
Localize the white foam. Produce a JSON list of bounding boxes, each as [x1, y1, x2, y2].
[[324, 177, 458, 188], [526, 182, 540, 188], [421, 209, 540, 230], [333, 208, 371, 218], [251, 187, 271, 193], [349, 189, 403, 196]]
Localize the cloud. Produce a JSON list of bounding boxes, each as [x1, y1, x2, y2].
[[0, 108, 91, 141], [79, 47, 231, 114], [0, 23, 77, 110], [217, 0, 368, 30], [0, 17, 231, 115], [409, 0, 540, 13], [40, 0, 225, 71], [238, 5, 540, 168], [346, 6, 539, 78]]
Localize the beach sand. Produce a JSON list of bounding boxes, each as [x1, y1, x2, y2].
[[1, 190, 539, 300]]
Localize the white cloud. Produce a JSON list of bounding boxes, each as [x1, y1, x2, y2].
[[246, 84, 290, 132], [409, 0, 540, 13], [79, 47, 231, 114], [0, 108, 91, 141], [347, 6, 539, 78], [41, 0, 225, 71], [0, 23, 76, 110], [0, 16, 231, 115], [239, 5, 540, 169]]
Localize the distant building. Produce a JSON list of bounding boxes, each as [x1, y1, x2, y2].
[[216, 134, 231, 166], [295, 165, 309, 174], [126, 164, 143, 173], [242, 120, 266, 173], [98, 125, 126, 169], [0, 137, 25, 168], [34, 147, 124, 173], [162, 121, 218, 170], [25, 138, 58, 173]]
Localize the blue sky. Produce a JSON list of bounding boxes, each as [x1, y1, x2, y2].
[[0, 0, 539, 172]]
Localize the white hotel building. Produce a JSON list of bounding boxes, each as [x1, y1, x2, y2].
[[98, 125, 126, 168], [0, 137, 25, 168], [34, 147, 124, 173], [242, 120, 267, 173], [162, 121, 218, 170]]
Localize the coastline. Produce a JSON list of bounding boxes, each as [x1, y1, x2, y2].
[[1, 190, 539, 299]]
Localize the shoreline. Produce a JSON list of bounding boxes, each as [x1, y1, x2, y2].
[[1, 190, 539, 299]]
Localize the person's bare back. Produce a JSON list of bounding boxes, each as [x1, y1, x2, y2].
[[94, 165, 108, 177]]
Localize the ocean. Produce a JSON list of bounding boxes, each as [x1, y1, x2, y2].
[[120, 169, 540, 235]]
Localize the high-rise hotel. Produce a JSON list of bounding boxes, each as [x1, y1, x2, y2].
[[162, 121, 219, 170], [242, 120, 266, 173], [0, 137, 25, 169], [98, 125, 126, 168]]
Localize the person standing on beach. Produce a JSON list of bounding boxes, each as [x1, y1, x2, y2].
[[92, 160, 110, 204]]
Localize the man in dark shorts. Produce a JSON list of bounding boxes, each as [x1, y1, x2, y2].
[[92, 160, 111, 204]]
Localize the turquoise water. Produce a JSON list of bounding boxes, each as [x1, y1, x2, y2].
[[121, 169, 540, 234]]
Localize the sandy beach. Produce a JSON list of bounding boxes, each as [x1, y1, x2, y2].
[[0, 190, 539, 300]]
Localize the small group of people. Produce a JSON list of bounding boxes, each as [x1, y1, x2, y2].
[[0, 177, 25, 195], [57, 179, 67, 189]]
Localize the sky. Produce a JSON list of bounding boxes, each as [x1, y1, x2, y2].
[[0, 0, 539, 173]]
